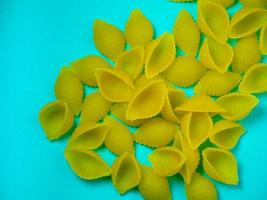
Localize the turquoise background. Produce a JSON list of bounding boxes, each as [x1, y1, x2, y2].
[[1, 0, 267, 199]]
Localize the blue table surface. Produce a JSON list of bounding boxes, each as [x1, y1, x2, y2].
[[1, 0, 267, 199]]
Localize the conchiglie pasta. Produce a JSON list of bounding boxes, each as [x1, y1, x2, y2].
[[209, 0, 235, 8], [240, 0, 267, 8], [93, 20, 125, 61], [125, 9, 153, 47], [173, 10, 200, 57], [64, 148, 111, 180], [260, 26, 267, 55], [134, 118, 178, 148], [55, 67, 84, 116], [203, 148, 238, 185]]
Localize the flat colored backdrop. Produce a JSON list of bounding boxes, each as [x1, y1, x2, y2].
[[1, 0, 267, 199]]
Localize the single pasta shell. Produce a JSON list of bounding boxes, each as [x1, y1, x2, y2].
[[173, 10, 200, 57], [148, 146, 185, 177], [126, 80, 166, 120], [95, 68, 135, 102], [71, 55, 112, 87], [93, 20, 125, 61], [64, 148, 111, 180], [229, 7, 267, 39], [197, 0, 229, 44], [232, 34, 261, 73], [203, 147, 238, 185], [199, 37, 233, 73], [115, 46, 144, 79], [103, 116, 134, 155], [260, 26, 267, 55], [138, 166, 172, 200], [80, 92, 112, 123], [145, 33, 176, 78], [39, 100, 74, 140], [134, 118, 178, 148], [55, 67, 84, 116], [162, 56, 206, 87], [209, 0, 235, 8], [216, 93, 259, 121], [240, 0, 267, 8], [125, 9, 154, 47], [209, 120, 245, 150], [112, 152, 141, 194], [239, 63, 267, 93], [194, 70, 241, 96], [67, 121, 109, 150]]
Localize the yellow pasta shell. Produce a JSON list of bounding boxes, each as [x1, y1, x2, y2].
[[39, 100, 74, 140], [173, 10, 200, 57], [209, 0, 235, 8], [229, 7, 267, 39], [103, 116, 134, 155], [209, 120, 245, 150], [260, 25, 267, 55], [138, 166, 172, 200], [71, 55, 112, 87], [134, 118, 178, 148], [232, 34, 261, 73], [55, 67, 84, 116], [145, 33, 176, 78], [197, 0, 229, 43], [216, 93, 259, 121], [162, 56, 206, 87], [194, 70, 241, 96], [125, 9, 153, 47], [64, 148, 111, 180], [93, 20, 125, 61], [112, 152, 141, 194], [240, 0, 267, 8], [203, 147, 238, 185], [199, 37, 233, 73], [80, 92, 112, 123], [115, 46, 144, 79], [67, 121, 109, 150], [126, 80, 166, 120], [149, 146, 185, 177], [239, 63, 267, 93], [95, 68, 135, 102]]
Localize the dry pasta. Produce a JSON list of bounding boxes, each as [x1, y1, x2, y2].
[[260, 25, 267, 55], [240, 0, 267, 8], [209, 0, 235, 8]]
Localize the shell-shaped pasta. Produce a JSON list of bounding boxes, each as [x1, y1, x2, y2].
[[186, 172, 218, 200], [80, 92, 112, 123], [125, 9, 153, 47], [39, 100, 74, 140], [55, 67, 83, 116], [209, 0, 235, 8], [194, 70, 241, 96], [64, 148, 111, 180], [138, 166, 172, 200], [216, 93, 259, 121], [232, 34, 261, 73], [181, 112, 213, 149], [103, 116, 134, 155], [162, 56, 206, 87], [199, 38, 233, 73], [197, 0, 229, 43], [173, 10, 200, 57], [203, 148, 238, 185], [144, 40, 158, 62], [239, 63, 267, 93], [149, 147, 185, 177], [209, 120, 245, 150], [260, 26, 267, 55], [126, 80, 166, 120], [145, 33, 176, 78], [112, 152, 141, 194], [161, 87, 187, 123], [134, 118, 178, 148], [175, 95, 226, 113], [240, 0, 267, 9], [229, 7, 267, 39], [93, 20, 125, 61], [111, 103, 145, 127], [71, 55, 112, 87], [115, 46, 144, 79], [95, 68, 135, 102], [67, 121, 109, 150]]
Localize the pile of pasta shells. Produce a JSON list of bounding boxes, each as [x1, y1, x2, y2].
[[39, 0, 267, 199]]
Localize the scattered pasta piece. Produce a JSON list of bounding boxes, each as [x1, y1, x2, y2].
[[209, 0, 235, 8], [240, 0, 267, 8], [260, 26, 267, 55]]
